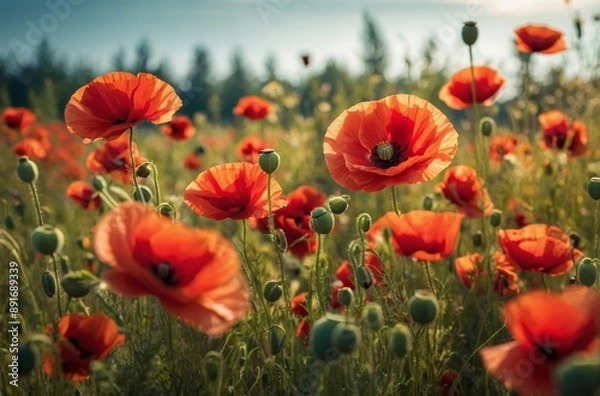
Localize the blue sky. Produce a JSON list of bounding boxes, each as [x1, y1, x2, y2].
[[1, 0, 598, 91]]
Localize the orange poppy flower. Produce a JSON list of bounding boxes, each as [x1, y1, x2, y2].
[[184, 162, 286, 221], [237, 136, 270, 163], [454, 253, 519, 297], [324, 94, 458, 192], [183, 153, 202, 170], [233, 95, 272, 121], [538, 110, 588, 157], [439, 66, 505, 110], [436, 165, 493, 218], [252, 185, 326, 258], [515, 24, 567, 54], [498, 224, 583, 276], [161, 115, 196, 141], [291, 292, 308, 317], [86, 134, 146, 183], [336, 252, 383, 289], [13, 138, 49, 159], [2, 107, 35, 130], [296, 319, 311, 346], [93, 202, 249, 334], [382, 211, 463, 262], [489, 135, 518, 163], [480, 286, 600, 394], [42, 313, 124, 382], [66, 181, 101, 210], [65, 72, 182, 142]]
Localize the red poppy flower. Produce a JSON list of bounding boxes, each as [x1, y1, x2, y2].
[[86, 135, 146, 183], [498, 224, 583, 276], [65, 72, 182, 142], [66, 181, 101, 210], [233, 95, 272, 121], [515, 24, 567, 54], [42, 313, 124, 382], [538, 110, 588, 157], [439, 66, 505, 110], [237, 136, 270, 163], [480, 286, 600, 394], [161, 115, 196, 141], [291, 292, 308, 317], [324, 94, 458, 192], [184, 162, 286, 221], [507, 197, 532, 228], [2, 107, 35, 130], [93, 202, 249, 335], [252, 185, 326, 258], [296, 319, 311, 346], [436, 165, 493, 218], [335, 252, 383, 289], [489, 135, 518, 163], [382, 211, 463, 262], [330, 280, 346, 310], [13, 138, 48, 159], [454, 253, 519, 297], [183, 153, 201, 170], [439, 369, 460, 396]]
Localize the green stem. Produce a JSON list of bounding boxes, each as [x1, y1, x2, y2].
[[98, 191, 117, 209], [424, 262, 437, 297], [50, 254, 63, 317], [129, 127, 142, 200], [147, 162, 163, 205], [29, 182, 44, 226], [266, 174, 290, 310], [240, 220, 271, 325], [391, 186, 401, 216], [312, 234, 325, 315], [523, 56, 531, 136], [594, 200, 600, 258]]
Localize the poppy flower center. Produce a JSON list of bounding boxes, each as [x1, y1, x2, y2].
[[535, 343, 558, 361], [151, 261, 178, 286], [68, 337, 94, 359], [370, 142, 405, 169]]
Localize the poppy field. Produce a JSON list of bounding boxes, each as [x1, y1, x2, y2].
[[2, 12, 600, 396]]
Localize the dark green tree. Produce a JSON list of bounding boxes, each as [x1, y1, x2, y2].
[[182, 46, 213, 118], [361, 12, 388, 76], [220, 49, 254, 122]]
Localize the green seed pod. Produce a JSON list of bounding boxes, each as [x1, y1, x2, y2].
[[337, 287, 354, 307], [91, 175, 107, 191], [157, 202, 176, 219], [479, 116, 496, 137], [461, 21, 478, 46], [556, 354, 600, 396], [263, 280, 283, 302], [423, 194, 434, 211], [357, 265, 373, 289], [132, 185, 153, 203], [310, 314, 345, 362], [377, 143, 394, 161], [490, 209, 503, 227], [389, 323, 413, 359], [17, 156, 39, 183], [18, 343, 37, 376], [577, 258, 597, 287], [136, 162, 152, 178], [408, 290, 439, 326], [357, 213, 372, 233], [311, 207, 334, 234], [5, 215, 15, 230], [31, 225, 64, 255], [327, 195, 350, 215], [59, 254, 71, 274], [587, 177, 600, 200], [61, 270, 99, 298], [362, 303, 384, 331], [258, 149, 280, 174], [382, 226, 393, 242], [269, 325, 286, 356], [41, 271, 56, 298], [331, 323, 360, 354], [203, 351, 221, 382], [274, 228, 288, 253], [14, 202, 25, 218]]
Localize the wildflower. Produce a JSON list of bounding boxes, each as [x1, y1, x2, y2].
[[439, 66, 505, 110], [515, 24, 567, 54], [237, 136, 270, 163], [233, 95, 271, 120], [436, 165, 493, 218], [160, 115, 196, 141], [538, 110, 588, 157], [66, 181, 101, 210], [2, 107, 35, 130], [86, 135, 147, 183]]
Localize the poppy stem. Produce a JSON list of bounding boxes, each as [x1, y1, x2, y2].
[[391, 186, 401, 216], [146, 162, 163, 205], [29, 182, 44, 226], [424, 262, 437, 297], [522, 56, 531, 136], [50, 254, 63, 317], [128, 128, 143, 202], [98, 191, 117, 209], [594, 200, 600, 258]]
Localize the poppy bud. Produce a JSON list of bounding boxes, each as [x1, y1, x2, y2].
[[59, 254, 71, 273], [136, 162, 152, 178], [388, 323, 412, 359], [337, 287, 354, 307], [461, 21, 478, 46], [269, 325, 286, 356], [310, 314, 345, 362], [203, 351, 221, 382], [18, 343, 37, 376], [239, 343, 247, 367], [357, 265, 373, 289], [132, 185, 153, 203], [327, 195, 350, 215], [41, 271, 56, 298], [490, 209, 503, 227], [332, 323, 360, 354], [5, 215, 14, 230], [311, 207, 334, 234], [17, 156, 39, 183], [423, 194, 434, 211], [569, 233, 581, 249], [157, 202, 176, 219], [382, 226, 393, 243], [263, 280, 283, 302], [91, 175, 107, 191], [357, 213, 372, 233], [274, 228, 288, 253], [556, 354, 600, 396], [577, 257, 597, 287], [587, 177, 600, 200], [258, 149, 280, 174], [408, 290, 439, 326], [362, 302, 384, 331], [479, 116, 496, 137], [471, 230, 483, 247], [61, 270, 99, 298], [31, 225, 64, 255]]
